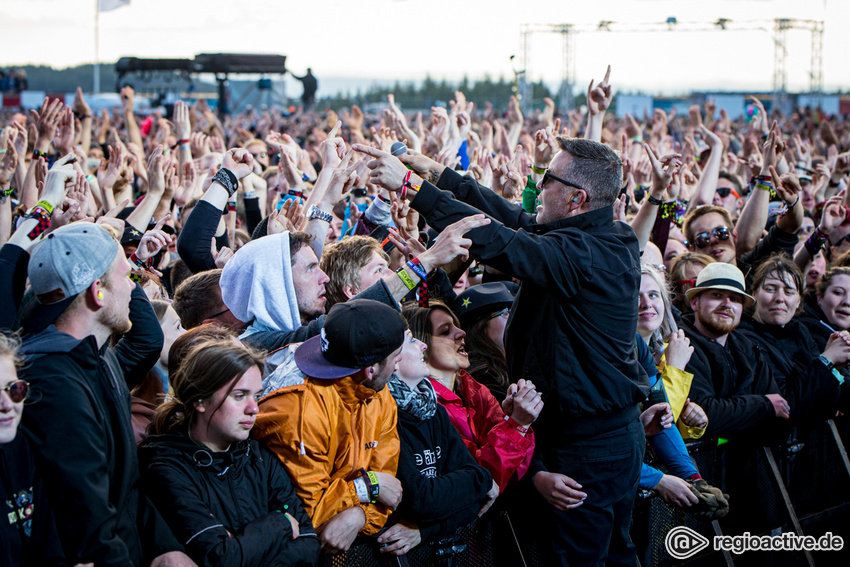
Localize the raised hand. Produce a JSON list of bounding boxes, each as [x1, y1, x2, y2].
[[222, 148, 255, 179], [643, 144, 682, 199], [31, 97, 64, 151], [146, 146, 166, 195], [768, 164, 800, 206], [418, 214, 491, 272], [136, 216, 174, 262], [173, 100, 191, 141], [587, 65, 613, 116]]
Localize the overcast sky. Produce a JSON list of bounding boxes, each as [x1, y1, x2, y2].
[[3, 0, 848, 96]]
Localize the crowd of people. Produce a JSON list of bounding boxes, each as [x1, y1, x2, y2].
[[1, 64, 849, 566]]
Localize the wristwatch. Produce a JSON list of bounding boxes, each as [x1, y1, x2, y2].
[[307, 205, 333, 223], [818, 354, 834, 371]]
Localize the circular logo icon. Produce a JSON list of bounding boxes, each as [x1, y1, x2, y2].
[[665, 526, 710, 560]]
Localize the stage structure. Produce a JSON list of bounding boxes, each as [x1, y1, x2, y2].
[[115, 53, 288, 115], [519, 18, 825, 114]]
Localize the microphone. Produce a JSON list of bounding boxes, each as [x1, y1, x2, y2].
[[391, 141, 414, 171], [390, 141, 408, 156]]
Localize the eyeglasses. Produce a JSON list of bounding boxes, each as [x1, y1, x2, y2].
[[693, 226, 731, 249], [209, 306, 231, 320], [2, 380, 30, 403], [489, 308, 510, 319], [677, 278, 697, 288], [541, 170, 586, 193], [716, 187, 740, 199]]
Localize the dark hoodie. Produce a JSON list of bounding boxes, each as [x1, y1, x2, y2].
[[139, 433, 319, 567], [0, 433, 69, 566], [19, 284, 180, 566], [395, 403, 493, 543]]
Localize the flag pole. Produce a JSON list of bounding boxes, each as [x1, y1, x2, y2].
[[94, 0, 100, 92]]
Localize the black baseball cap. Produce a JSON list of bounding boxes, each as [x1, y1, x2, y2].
[[294, 299, 405, 379], [452, 282, 517, 328]]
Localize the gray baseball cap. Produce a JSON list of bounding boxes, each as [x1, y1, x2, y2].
[[23, 223, 119, 332]]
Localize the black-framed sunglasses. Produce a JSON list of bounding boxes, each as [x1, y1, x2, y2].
[[694, 226, 731, 249], [541, 170, 586, 193], [2, 380, 30, 403], [716, 187, 740, 199]]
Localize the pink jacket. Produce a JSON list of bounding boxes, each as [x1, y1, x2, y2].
[[430, 370, 534, 492]]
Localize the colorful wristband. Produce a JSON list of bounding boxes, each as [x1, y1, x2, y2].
[[531, 164, 546, 175], [396, 268, 417, 290], [406, 258, 427, 280]]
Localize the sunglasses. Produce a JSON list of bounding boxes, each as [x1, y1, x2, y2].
[[541, 170, 586, 193], [694, 226, 731, 249], [716, 187, 740, 199], [489, 308, 510, 319], [2, 380, 30, 403]]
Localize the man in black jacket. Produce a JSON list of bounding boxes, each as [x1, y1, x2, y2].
[[681, 262, 791, 437], [356, 138, 650, 566], [19, 224, 193, 567]]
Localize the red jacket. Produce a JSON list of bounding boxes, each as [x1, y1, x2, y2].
[[430, 370, 534, 492]]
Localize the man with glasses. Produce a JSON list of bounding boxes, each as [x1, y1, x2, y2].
[[681, 204, 799, 285], [356, 136, 653, 566], [173, 268, 247, 330], [18, 224, 194, 566], [243, 138, 270, 172], [713, 172, 744, 220]]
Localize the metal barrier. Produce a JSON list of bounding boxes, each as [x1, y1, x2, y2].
[[324, 418, 850, 567]]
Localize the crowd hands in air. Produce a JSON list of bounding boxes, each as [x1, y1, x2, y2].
[[1, 64, 849, 566]]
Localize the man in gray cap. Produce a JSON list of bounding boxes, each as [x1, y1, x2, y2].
[[19, 223, 194, 566]]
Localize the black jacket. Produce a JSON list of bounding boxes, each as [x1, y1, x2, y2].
[[19, 285, 180, 566], [681, 314, 782, 438], [410, 169, 648, 449], [799, 291, 838, 351], [737, 314, 850, 422], [0, 243, 28, 331], [139, 433, 320, 567], [0, 433, 68, 566], [395, 405, 493, 543]]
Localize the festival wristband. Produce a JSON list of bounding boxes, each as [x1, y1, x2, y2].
[[396, 268, 417, 290], [406, 258, 427, 280]]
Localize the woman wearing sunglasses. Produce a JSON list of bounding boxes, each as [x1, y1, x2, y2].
[[1, 334, 78, 566]]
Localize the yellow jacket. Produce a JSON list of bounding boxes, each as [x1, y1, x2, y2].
[[658, 352, 707, 440], [253, 376, 400, 535]]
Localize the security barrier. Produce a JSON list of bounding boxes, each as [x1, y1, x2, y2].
[[321, 418, 850, 566]]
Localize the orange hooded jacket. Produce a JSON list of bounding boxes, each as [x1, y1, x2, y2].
[[253, 376, 400, 535]]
